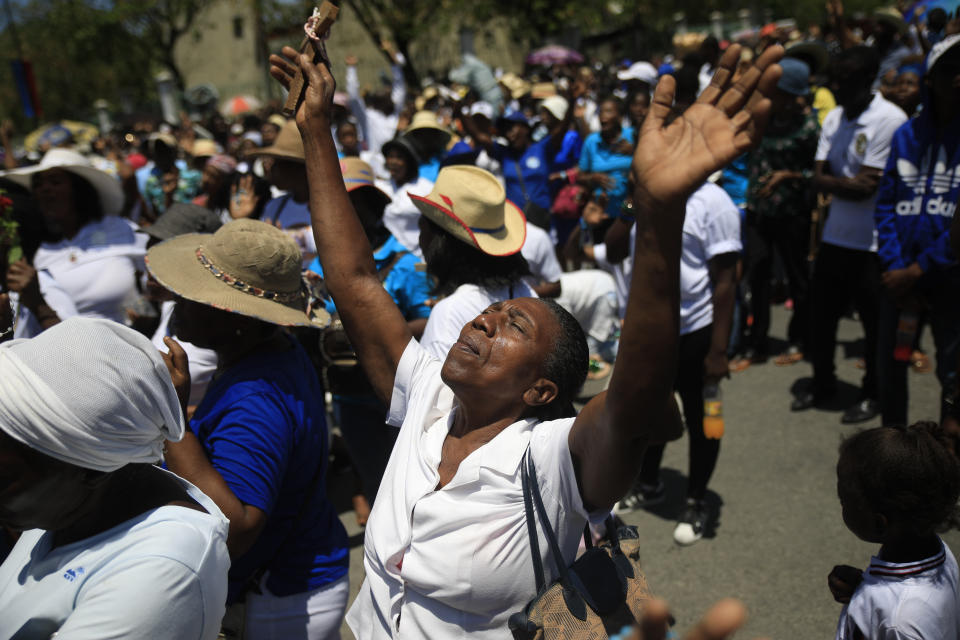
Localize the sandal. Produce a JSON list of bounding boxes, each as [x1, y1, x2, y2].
[[911, 350, 932, 374], [774, 346, 804, 366], [728, 356, 752, 373]]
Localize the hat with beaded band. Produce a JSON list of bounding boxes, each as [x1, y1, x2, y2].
[[145, 218, 327, 328]]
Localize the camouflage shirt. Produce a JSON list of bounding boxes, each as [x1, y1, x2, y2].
[[746, 109, 819, 219]]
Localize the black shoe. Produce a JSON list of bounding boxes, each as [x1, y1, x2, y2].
[[791, 386, 836, 412], [673, 498, 708, 545], [841, 399, 880, 424]]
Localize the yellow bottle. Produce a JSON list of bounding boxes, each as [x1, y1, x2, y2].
[[703, 383, 724, 439]]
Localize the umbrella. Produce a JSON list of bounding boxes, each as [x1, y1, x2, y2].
[[24, 120, 99, 153], [220, 95, 262, 116], [525, 45, 584, 66]]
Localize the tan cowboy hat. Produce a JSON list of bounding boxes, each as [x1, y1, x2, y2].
[[3, 148, 124, 215], [191, 138, 220, 158], [410, 165, 526, 256], [145, 218, 327, 328], [245, 120, 304, 162], [499, 73, 531, 100], [405, 111, 452, 145], [530, 82, 557, 99]]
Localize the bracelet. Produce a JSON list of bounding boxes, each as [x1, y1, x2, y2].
[[0, 324, 13, 341]]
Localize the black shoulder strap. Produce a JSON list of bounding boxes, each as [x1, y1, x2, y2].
[[521, 448, 574, 594]]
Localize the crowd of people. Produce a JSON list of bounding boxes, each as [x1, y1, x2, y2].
[[1, 2, 959, 639]]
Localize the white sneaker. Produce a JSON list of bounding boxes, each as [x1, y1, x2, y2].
[[673, 499, 707, 546]]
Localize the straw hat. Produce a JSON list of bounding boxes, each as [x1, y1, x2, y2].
[[405, 111, 452, 150], [341, 157, 391, 209], [191, 139, 220, 158], [245, 120, 304, 162], [145, 218, 326, 328], [530, 82, 557, 99], [499, 73, 532, 100], [410, 165, 526, 256], [3, 148, 124, 215]]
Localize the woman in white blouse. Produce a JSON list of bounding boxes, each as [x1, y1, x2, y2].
[[375, 135, 433, 256], [4, 149, 143, 326], [271, 42, 783, 638]]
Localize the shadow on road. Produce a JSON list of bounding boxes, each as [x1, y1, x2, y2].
[[637, 468, 724, 540], [788, 376, 862, 412]]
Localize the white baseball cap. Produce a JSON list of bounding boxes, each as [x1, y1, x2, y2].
[[617, 61, 658, 85]]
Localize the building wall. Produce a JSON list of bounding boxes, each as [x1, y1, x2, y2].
[[174, 0, 266, 102]]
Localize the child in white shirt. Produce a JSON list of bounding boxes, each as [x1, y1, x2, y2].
[[830, 422, 960, 640]]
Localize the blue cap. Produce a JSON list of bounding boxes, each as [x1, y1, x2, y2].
[[658, 63, 675, 76], [778, 58, 811, 96], [497, 110, 532, 130], [442, 141, 480, 167]]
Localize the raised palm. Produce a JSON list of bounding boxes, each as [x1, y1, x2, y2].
[[633, 44, 783, 206]]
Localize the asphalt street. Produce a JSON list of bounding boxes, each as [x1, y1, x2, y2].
[[334, 305, 952, 638]]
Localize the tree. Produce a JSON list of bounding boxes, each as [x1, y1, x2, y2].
[[0, 0, 156, 128], [113, 0, 214, 90]]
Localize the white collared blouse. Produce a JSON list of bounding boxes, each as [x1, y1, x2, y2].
[[346, 339, 594, 639]]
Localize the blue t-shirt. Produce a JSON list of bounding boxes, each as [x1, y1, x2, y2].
[[190, 337, 349, 602], [553, 129, 582, 170], [307, 234, 431, 320], [261, 194, 312, 228], [418, 156, 442, 183], [491, 138, 553, 211], [579, 127, 636, 215]]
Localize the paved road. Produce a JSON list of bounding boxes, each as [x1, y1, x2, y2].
[[334, 305, 951, 638]]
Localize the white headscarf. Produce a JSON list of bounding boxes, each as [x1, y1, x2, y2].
[[0, 317, 184, 472]]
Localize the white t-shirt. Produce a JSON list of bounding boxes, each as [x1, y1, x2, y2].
[[0, 471, 230, 640], [420, 281, 536, 360], [816, 94, 907, 252], [32, 217, 145, 325], [836, 539, 960, 640], [345, 339, 596, 639], [556, 269, 620, 343], [376, 176, 435, 257], [676, 182, 741, 336], [521, 221, 563, 285], [151, 301, 219, 407], [593, 232, 633, 320]]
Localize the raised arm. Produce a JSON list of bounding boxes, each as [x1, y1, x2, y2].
[[569, 44, 783, 511], [270, 47, 411, 405]]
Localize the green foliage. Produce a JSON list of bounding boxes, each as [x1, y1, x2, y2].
[[0, 0, 211, 128]]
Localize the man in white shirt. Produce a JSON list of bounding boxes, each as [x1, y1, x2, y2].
[[345, 46, 407, 160], [630, 181, 741, 546], [792, 46, 908, 423]]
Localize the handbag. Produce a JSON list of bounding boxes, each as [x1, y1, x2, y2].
[[550, 170, 584, 220], [509, 450, 654, 639]]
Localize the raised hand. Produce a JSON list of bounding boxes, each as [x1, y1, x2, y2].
[[160, 336, 191, 418], [632, 44, 782, 208], [270, 46, 336, 130]]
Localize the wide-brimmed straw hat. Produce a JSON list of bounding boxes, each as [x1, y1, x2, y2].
[[341, 157, 391, 209], [404, 111, 452, 150], [410, 165, 526, 256], [3, 148, 124, 215], [245, 120, 304, 162], [145, 218, 326, 327]]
